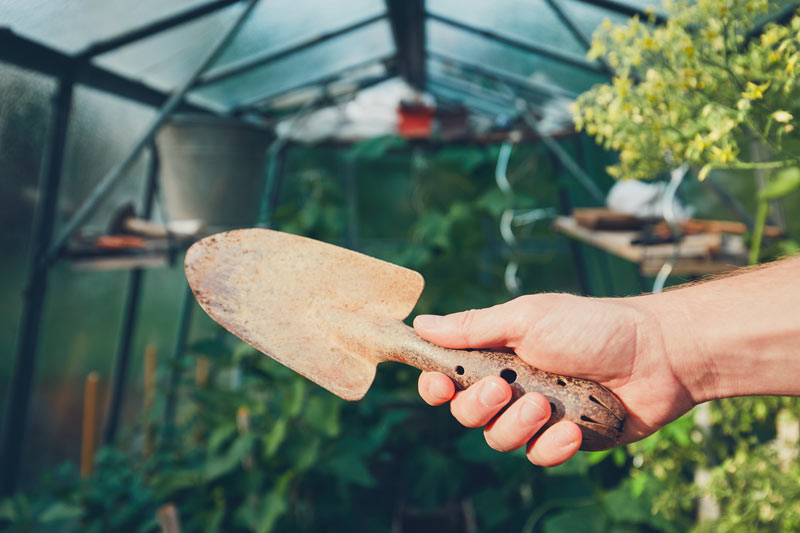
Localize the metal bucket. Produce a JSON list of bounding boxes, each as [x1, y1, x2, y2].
[[156, 115, 271, 229]]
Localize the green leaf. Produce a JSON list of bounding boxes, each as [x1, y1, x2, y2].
[[347, 135, 407, 161], [323, 454, 375, 487], [760, 166, 800, 200], [204, 434, 255, 481], [264, 418, 288, 458], [254, 472, 294, 533], [302, 395, 342, 438], [585, 449, 613, 465], [39, 501, 83, 522], [542, 504, 607, 533], [0, 498, 17, 520]]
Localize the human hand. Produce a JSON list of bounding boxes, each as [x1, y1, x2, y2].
[[415, 293, 698, 466]]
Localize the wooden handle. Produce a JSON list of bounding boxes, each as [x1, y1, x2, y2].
[[384, 324, 625, 451]]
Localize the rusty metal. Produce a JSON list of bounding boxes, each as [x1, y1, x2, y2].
[[184, 229, 625, 451]]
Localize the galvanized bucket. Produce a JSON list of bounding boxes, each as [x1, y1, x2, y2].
[[156, 115, 271, 229]]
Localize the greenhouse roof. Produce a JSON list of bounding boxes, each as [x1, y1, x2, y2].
[[1, 0, 666, 126]]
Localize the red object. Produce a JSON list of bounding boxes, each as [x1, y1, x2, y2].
[[95, 235, 146, 249], [398, 102, 434, 138]]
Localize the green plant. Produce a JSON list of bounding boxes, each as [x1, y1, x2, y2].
[[572, 0, 800, 261]]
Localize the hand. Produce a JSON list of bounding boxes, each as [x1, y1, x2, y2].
[[415, 293, 697, 466]]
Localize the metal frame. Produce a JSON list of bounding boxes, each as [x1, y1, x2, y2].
[[0, 76, 74, 495], [236, 56, 396, 112], [0, 29, 212, 114], [386, 0, 426, 90], [197, 12, 386, 87], [102, 142, 161, 445], [427, 12, 606, 75], [8, 0, 791, 500]]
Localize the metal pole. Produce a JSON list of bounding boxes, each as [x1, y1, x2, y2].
[[550, 151, 593, 296], [102, 143, 160, 445], [257, 143, 288, 228], [517, 101, 605, 204], [44, 0, 261, 265], [573, 135, 616, 296], [161, 285, 196, 448], [343, 155, 360, 250], [0, 76, 74, 496]]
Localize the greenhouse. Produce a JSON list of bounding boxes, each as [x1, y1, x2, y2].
[[2, 0, 800, 530]]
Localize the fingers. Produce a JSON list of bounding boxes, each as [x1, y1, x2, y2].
[[449, 376, 512, 427], [526, 421, 583, 467], [413, 299, 527, 349], [418, 371, 455, 406], [483, 392, 551, 452], [418, 373, 584, 466]]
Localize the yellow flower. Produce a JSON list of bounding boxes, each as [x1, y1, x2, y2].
[[710, 145, 738, 163], [772, 110, 793, 123], [741, 81, 771, 100]]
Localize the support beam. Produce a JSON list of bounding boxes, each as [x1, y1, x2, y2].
[[197, 13, 385, 87], [161, 284, 195, 449], [386, 0, 426, 90], [428, 51, 577, 100], [78, 0, 245, 59], [102, 143, 160, 445], [0, 29, 211, 114], [427, 12, 606, 75], [545, 0, 614, 76], [236, 57, 395, 111], [572, 0, 667, 25], [0, 77, 74, 497], [44, 0, 261, 265]]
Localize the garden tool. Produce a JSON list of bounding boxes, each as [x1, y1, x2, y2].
[[184, 229, 626, 451]]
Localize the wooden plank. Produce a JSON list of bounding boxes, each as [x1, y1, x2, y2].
[[553, 216, 746, 277], [81, 372, 99, 478]]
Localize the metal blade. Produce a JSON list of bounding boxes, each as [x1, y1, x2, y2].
[[184, 229, 424, 400]]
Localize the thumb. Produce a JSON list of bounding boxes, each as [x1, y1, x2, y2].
[[413, 300, 527, 349]]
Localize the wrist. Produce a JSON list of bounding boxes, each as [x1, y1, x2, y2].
[[632, 291, 719, 405]]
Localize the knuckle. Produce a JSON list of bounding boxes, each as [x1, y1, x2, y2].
[[457, 309, 479, 345]]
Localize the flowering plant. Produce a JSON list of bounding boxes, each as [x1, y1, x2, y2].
[[572, 0, 800, 261]]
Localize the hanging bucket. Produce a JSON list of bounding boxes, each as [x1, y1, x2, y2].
[[156, 115, 271, 230]]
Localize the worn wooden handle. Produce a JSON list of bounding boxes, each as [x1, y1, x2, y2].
[[385, 324, 626, 451]]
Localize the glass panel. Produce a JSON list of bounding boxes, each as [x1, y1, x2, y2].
[[427, 0, 586, 57], [93, 3, 246, 93], [191, 20, 395, 110], [257, 61, 390, 113], [559, 0, 633, 41], [427, 19, 607, 96], [428, 79, 516, 118], [93, 0, 384, 95], [210, 0, 385, 69], [3, 0, 212, 54]]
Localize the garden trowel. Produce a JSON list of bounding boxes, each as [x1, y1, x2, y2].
[[184, 229, 626, 451]]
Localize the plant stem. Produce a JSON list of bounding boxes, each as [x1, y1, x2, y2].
[[749, 199, 769, 265]]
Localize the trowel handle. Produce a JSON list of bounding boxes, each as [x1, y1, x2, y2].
[[388, 324, 626, 451]]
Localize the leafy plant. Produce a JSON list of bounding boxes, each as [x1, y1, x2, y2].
[[572, 0, 800, 260]]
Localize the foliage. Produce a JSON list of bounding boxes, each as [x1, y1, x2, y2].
[[572, 0, 800, 261], [0, 142, 663, 532]]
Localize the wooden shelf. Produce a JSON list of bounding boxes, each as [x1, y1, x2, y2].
[[553, 216, 748, 277]]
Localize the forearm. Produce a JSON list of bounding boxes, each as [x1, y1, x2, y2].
[[645, 256, 800, 403]]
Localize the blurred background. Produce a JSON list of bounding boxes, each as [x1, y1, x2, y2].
[[2, 0, 800, 531]]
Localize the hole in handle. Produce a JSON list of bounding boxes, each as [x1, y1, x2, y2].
[[557, 378, 566, 386], [500, 368, 517, 384], [455, 365, 465, 375]]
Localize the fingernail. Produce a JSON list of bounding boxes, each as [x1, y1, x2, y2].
[[479, 381, 508, 408], [414, 315, 442, 330], [430, 379, 451, 401], [520, 399, 547, 426]]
